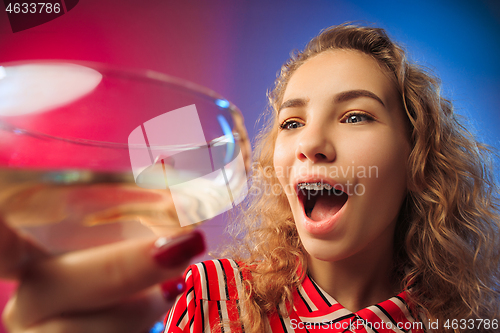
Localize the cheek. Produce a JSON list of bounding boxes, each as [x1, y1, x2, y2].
[[354, 134, 410, 218], [348, 128, 409, 173], [273, 143, 299, 211], [344, 129, 409, 195], [273, 143, 290, 182], [362, 145, 407, 177]]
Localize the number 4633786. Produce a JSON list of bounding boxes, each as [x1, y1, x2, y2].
[[444, 319, 498, 330], [5, 3, 61, 14]]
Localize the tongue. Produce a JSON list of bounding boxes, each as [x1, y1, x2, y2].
[[310, 194, 346, 221]]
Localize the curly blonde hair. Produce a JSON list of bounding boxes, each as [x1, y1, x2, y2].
[[224, 24, 500, 333]]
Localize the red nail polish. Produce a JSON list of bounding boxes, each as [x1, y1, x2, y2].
[[160, 276, 186, 301], [152, 231, 205, 268]]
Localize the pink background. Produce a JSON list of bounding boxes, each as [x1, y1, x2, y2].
[[0, 2, 240, 331]]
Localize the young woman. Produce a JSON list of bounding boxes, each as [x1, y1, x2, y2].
[[164, 24, 500, 333], [2, 24, 499, 333]]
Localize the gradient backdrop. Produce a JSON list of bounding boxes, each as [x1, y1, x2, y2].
[[0, 1, 499, 331]]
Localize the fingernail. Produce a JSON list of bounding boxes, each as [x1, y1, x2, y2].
[[160, 276, 186, 302], [152, 230, 205, 268]]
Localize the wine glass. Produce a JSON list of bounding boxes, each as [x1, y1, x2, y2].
[[0, 61, 251, 254]]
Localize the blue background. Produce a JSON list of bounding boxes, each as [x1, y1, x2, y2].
[[227, 0, 500, 150]]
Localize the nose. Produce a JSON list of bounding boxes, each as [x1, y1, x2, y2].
[[295, 124, 336, 164]]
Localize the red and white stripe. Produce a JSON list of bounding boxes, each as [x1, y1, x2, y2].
[[163, 259, 427, 333]]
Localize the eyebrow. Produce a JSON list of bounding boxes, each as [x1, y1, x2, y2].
[[278, 89, 385, 113], [335, 89, 385, 107], [278, 98, 308, 112]]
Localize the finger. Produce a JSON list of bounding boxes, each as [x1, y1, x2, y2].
[[4, 285, 175, 333], [10, 231, 205, 327], [0, 217, 48, 279]]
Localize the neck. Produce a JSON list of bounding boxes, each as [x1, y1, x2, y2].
[[306, 234, 399, 312]]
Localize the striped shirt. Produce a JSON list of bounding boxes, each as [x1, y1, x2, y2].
[[163, 259, 428, 333]]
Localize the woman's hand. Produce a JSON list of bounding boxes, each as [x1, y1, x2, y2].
[[1, 219, 205, 333]]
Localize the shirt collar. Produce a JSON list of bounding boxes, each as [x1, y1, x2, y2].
[[292, 274, 425, 332]]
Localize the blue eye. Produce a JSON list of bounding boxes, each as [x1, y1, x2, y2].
[[343, 112, 374, 124], [280, 120, 304, 130]]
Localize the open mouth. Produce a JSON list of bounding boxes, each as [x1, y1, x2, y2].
[[297, 182, 348, 222]]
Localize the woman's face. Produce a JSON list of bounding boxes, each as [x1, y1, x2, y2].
[[273, 50, 410, 262]]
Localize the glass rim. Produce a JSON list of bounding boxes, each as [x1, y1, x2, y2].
[[0, 59, 247, 149]]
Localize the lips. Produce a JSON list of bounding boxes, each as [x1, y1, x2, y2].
[[296, 180, 348, 234]]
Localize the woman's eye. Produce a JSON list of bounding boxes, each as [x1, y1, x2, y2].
[[342, 112, 374, 124], [280, 120, 304, 130]]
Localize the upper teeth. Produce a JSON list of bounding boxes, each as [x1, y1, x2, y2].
[[298, 182, 333, 190]]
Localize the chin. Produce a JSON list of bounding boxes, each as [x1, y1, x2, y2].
[[296, 225, 352, 262]]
